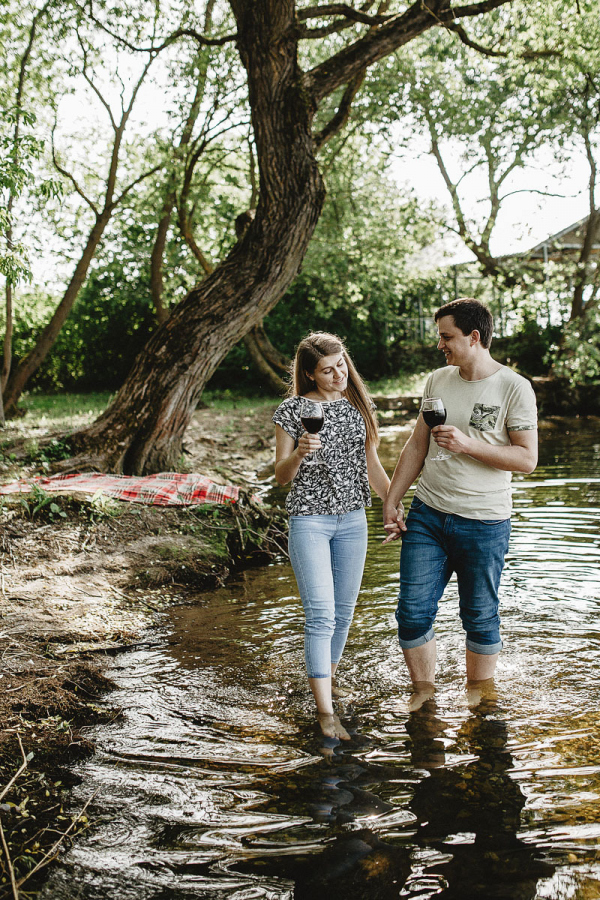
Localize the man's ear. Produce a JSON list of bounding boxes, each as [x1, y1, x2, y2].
[[470, 330, 481, 346]]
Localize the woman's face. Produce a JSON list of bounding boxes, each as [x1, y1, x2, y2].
[[308, 352, 348, 396]]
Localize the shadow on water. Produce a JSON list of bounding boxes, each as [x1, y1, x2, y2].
[[41, 421, 600, 899]]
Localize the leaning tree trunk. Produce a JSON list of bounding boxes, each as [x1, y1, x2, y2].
[[3, 214, 112, 414], [243, 327, 288, 394], [68, 0, 325, 474]]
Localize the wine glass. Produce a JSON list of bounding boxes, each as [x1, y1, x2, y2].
[[300, 398, 325, 466], [421, 397, 451, 461]]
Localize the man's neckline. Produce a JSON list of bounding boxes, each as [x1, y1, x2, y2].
[[455, 363, 504, 383]]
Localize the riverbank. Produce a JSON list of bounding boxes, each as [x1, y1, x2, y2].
[[0, 399, 285, 896]]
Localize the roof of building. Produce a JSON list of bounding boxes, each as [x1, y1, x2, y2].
[[515, 213, 600, 261]]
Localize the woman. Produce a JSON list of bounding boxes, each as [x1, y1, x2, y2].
[[273, 332, 393, 739]]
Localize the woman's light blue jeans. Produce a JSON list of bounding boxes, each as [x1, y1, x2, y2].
[[288, 508, 368, 679]]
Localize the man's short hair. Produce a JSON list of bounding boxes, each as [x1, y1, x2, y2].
[[434, 298, 493, 349]]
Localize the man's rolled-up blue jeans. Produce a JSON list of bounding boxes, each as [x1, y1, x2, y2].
[[396, 497, 511, 655], [288, 508, 368, 678]]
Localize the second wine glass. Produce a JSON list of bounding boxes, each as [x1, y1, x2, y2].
[[422, 397, 451, 461], [300, 398, 325, 466]]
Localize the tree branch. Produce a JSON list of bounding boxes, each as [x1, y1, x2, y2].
[[297, 3, 394, 37], [112, 162, 164, 209], [77, 1, 236, 52], [297, 4, 390, 24], [51, 123, 98, 216], [305, 0, 514, 103], [444, 22, 505, 56], [76, 29, 117, 131], [499, 188, 574, 201], [314, 70, 366, 149], [448, 0, 515, 14]]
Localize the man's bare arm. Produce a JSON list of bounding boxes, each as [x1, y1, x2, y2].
[[382, 415, 429, 543], [431, 425, 538, 474]]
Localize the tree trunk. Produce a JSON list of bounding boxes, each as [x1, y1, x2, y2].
[[68, 1, 325, 474], [64, 0, 513, 473], [3, 212, 113, 414], [243, 328, 288, 394], [253, 321, 290, 374], [150, 201, 174, 326], [2, 282, 13, 393], [570, 210, 599, 322]]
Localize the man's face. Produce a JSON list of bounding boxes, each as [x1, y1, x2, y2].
[[436, 315, 475, 367]]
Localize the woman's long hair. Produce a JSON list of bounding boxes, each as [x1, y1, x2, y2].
[[290, 332, 379, 448]]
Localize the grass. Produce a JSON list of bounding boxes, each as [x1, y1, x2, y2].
[[367, 372, 428, 397], [201, 390, 282, 411], [11, 391, 113, 431], [7, 376, 424, 434]]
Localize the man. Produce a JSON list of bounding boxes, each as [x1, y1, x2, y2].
[[384, 298, 538, 699]]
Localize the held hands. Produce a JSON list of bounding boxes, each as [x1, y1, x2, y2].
[[297, 431, 322, 457], [431, 425, 472, 455], [382, 501, 407, 545]]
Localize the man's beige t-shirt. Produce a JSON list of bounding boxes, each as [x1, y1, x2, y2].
[[415, 365, 538, 520]]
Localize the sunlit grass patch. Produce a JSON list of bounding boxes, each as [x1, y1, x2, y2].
[[202, 389, 282, 412], [367, 372, 428, 397], [16, 391, 113, 430]]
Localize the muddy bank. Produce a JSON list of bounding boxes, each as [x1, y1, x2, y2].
[[0, 496, 286, 897], [0, 401, 286, 896]]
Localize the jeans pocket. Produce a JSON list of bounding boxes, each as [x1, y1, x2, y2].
[[480, 518, 510, 526], [410, 497, 425, 511]]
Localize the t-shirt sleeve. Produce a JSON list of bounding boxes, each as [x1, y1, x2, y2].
[[506, 379, 538, 431], [272, 397, 301, 440], [422, 373, 434, 402]]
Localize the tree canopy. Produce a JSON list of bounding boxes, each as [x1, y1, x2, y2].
[[1, 0, 598, 468]]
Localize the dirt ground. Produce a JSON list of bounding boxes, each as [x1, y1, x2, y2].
[[0, 402, 281, 896]]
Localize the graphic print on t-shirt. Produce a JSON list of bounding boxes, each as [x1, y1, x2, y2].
[[469, 403, 501, 432]]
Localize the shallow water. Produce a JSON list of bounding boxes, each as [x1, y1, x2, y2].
[[41, 421, 600, 900]]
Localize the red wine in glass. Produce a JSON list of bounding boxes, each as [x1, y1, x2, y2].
[[421, 397, 451, 460], [300, 398, 325, 465], [301, 415, 324, 434], [422, 408, 446, 428]]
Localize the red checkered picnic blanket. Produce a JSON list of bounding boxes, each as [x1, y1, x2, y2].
[[0, 472, 239, 506]]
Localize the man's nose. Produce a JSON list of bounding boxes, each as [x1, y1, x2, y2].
[[437, 338, 444, 349]]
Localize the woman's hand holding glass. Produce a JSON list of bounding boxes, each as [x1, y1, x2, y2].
[[299, 398, 325, 465], [297, 430, 322, 460]]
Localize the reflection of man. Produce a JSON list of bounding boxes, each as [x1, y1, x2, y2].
[[407, 696, 553, 898], [384, 298, 538, 696]]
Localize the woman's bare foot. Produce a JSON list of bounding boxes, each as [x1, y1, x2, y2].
[[317, 712, 351, 740]]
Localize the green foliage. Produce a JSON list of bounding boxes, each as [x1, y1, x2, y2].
[[210, 140, 444, 389], [14, 390, 111, 424], [493, 321, 563, 377], [87, 491, 122, 522], [9, 218, 158, 391], [24, 436, 72, 469], [3, 0, 596, 406], [549, 310, 600, 384], [18, 484, 67, 521], [0, 105, 61, 283]]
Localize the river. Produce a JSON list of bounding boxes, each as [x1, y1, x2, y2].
[[40, 420, 600, 900]]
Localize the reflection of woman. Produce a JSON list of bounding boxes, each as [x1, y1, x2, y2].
[[273, 332, 394, 738]]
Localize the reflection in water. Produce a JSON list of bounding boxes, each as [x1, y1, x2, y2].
[[406, 695, 553, 899], [41, 423, 600, 899]]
